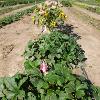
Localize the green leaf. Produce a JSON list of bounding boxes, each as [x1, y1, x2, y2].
[[76, 90, 85, 99], [4, 77, 18, 91], [4, 91, 15, 99], [17, 90, 25, 99], [76, 83, 88, 91], [0, 78, 4, 97], [37, 80, 49, 90], [26, 67, 41, 76], [27, 92, 36, 100], [24, 60, 33, 70], [45, 92, 58, 100], [18, 76, 28, 88]]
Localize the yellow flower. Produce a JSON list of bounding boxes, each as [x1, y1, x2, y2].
[[32, 16, 35, 22], [65, 15, 68, 20], [44, 12, 48, 17], [59, 12, 65, 18], [50, 21, 56, 27], [39, 18, 44, 25]]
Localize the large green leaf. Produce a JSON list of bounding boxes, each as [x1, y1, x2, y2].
[[0, 78, 4, 97], [27, 92, 36, 100]]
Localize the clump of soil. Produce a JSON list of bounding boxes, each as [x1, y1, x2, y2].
[[2, 44, 14, 58]]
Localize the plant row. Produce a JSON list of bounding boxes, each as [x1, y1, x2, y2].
[[0, 6, 35, 27], [76, 0, 100, 6], [0, 4, 33, 15], [0, 0, 45, 7], [0, 31, 100, 99], [74, 2, 100, 14], [60, 0, 72, 7]]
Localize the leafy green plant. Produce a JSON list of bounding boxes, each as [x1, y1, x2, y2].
[[0, 6, 36, 27], [0, 62, 100, 100], [0, 30, 99, 100], [0, 0, 45, 7], [0, 4, 33, 15], [24, 31, 86, 69], [60, 0, 72, 7]]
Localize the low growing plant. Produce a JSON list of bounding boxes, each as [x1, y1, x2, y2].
[[24, 31, 86, 69], [60, 0, 72, 7], [0, 62, 100, 99], [0, 6, 35, 27]]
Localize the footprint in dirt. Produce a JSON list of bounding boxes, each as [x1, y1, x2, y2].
[[2, 44, 14, 59]]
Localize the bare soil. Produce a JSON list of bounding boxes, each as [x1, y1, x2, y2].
[[63, 7, 100, 86], [0, 14, 42, 77], [0, 6, 100, 86]]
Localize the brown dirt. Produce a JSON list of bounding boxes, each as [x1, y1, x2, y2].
[[0, 14, 42, 77], [73, 6, 100, 20], [0, 5, 33, 19], [63, 7, 100, 86], [0, 6, 100, 87]]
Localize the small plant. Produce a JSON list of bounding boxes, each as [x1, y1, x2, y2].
[[0, 6, 35, 27], [60, 0, 72, 7]]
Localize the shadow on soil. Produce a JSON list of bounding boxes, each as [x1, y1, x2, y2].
[[57, 23, 99, 99]]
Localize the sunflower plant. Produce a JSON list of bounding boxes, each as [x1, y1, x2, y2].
[[32, 1, 67, 31]]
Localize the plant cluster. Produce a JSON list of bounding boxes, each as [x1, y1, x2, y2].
[[0, 6, 35, 28], [0, 4, 32, 15], [60, 0, 72, 7], [0, 65, 100, 100], [0, 31, 100, 100], [32, 1, 67, 30], [0, 0, 44, 7], [24, 31, 85, 69]]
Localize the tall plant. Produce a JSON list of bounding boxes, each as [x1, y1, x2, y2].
[[32, 1, 67, 31]]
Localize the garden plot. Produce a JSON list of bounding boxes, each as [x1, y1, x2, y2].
[[0, 5, 100, 87], [0, 0, 100, 99]]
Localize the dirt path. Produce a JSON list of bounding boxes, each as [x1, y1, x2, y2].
[[63, 7, 100, 86], [0, 14, 42, 77], [73, 6, 100, 20]]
